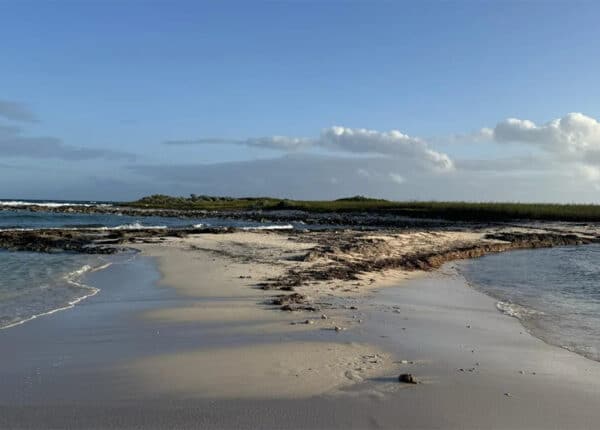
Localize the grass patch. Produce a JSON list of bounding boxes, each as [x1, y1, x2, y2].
[[124, 194, 600, 222]]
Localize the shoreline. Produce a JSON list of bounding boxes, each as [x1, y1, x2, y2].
[[0, 252, 129, 331], [130, 236, 600, 428], [3, 226, 600, 427], [458, 244, 600, 364], [454, 258, 600, 365]]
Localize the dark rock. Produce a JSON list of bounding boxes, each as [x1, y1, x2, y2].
[[271, 293, 307, 306], [398, 373, 419, 384]]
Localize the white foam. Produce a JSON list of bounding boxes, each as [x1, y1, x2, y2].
[[0, 223, 170, 232], [241, 224, 294, 231], [103, 222, 167, 230], [496, 301, 544, 319], [0, 262, 111, 330], [0, 201, 111, 208]]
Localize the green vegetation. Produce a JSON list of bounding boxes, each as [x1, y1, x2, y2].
[[125, 194, 600, 222]]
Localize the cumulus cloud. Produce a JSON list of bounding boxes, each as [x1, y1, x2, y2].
[[0, 99, 38, 123], [164, 126, 454, 171], [320, 126, 454, 171], [149, 113, 600, 201], [0, 123, 135, 161], [492, 113, 600, 159], [8, 107, 600, 202]]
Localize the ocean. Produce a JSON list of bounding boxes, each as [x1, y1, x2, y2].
[[0, 199, 299, 230], [461, 244, 600, 362], [0, 200, 296, 330]]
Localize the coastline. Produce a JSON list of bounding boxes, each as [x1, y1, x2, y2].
[[129, 233, 600, 428], [3, 227, 600, 428], [127, 231, 600, 424], [0, 253, 118, 330]]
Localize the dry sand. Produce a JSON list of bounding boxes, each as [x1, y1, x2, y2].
[[132, 232, 396, 399]]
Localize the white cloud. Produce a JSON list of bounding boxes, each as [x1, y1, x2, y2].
[[165, 126, 454, 172], [493, 113, 600, 159], [148, 113, 600, 202], [320, 126, 454, 171]]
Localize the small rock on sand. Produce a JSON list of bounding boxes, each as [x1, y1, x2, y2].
[[398, 374, 419, 384]]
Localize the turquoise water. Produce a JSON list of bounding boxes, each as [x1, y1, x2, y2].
[[461, 244, 600, 361]]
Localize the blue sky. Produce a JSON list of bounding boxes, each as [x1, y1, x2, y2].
[[2, 1, 600, 201]]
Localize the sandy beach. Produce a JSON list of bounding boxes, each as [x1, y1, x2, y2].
[[5, 1, 600, 427], [2, 228, 600, 428]]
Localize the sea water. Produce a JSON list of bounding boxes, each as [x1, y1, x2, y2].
[[461, 244, 600, 362], [0, 250, 109, 329], [0, 200, 297, 329], [0, 207, 296, 231]]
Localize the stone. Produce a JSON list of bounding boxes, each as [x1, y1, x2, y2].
[[398, 373, 419, 384]]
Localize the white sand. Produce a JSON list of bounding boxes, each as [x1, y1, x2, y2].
[[131, 233, 396, 399], [128, 230, 600, 428]]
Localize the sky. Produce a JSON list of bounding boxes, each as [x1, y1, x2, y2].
[[2, 0, 600, 202]]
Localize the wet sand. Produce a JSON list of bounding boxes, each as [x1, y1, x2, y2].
[[2, 232, 600, 429]]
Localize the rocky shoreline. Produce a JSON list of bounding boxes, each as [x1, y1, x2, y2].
[[2, 210, 600, 315], [0, 203, 468, 229], [0, 226, 235, 254], [260, 230, 600, 311]]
